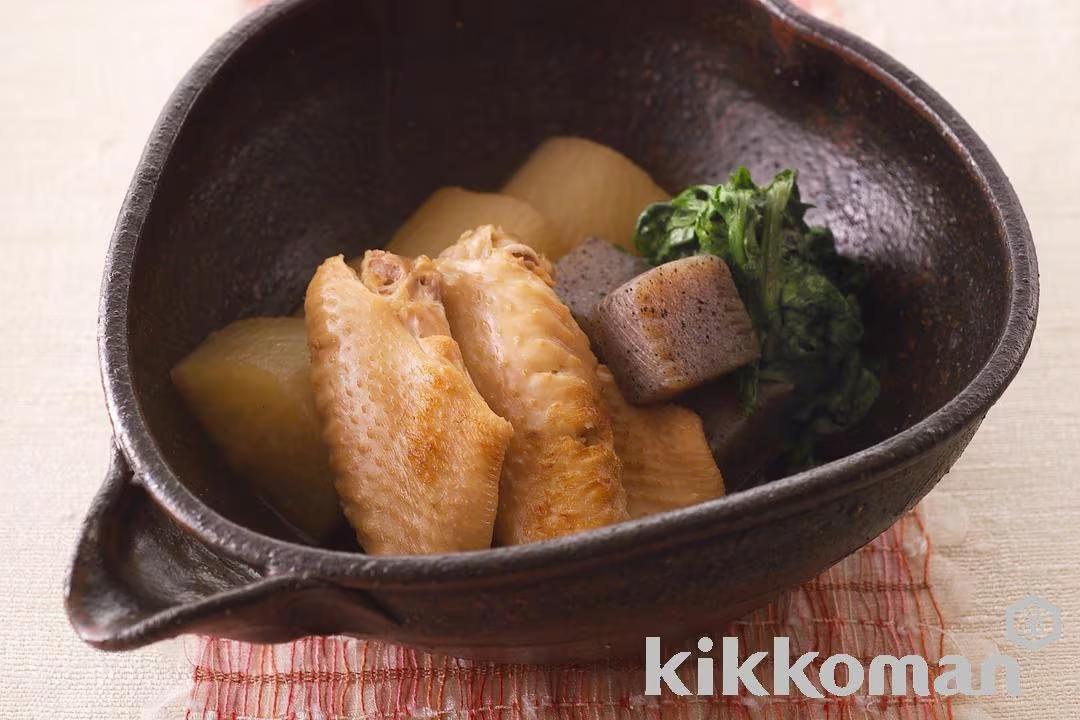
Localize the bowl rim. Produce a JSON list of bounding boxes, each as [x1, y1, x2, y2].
[[98, 0, 1038, 585]]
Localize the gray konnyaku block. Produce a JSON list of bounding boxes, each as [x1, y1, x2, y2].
[[554, 237, 651, 353], [596, 254, 759, 403]]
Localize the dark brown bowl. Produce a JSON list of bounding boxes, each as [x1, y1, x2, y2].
[[67, 0, 1037, 661]]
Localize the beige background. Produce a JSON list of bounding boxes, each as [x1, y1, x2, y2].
[[0, 0, 1076, 717]]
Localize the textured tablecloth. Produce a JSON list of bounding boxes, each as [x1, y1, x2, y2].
[[1, 0, 1077, 717], [180, 508, 968, 720]]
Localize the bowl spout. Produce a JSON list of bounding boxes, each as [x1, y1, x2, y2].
[[65, 445, 398, 649]]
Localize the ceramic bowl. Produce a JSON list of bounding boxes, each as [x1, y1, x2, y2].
[[66, 0, 1038, 661]]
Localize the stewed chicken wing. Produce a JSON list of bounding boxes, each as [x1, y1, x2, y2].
[[305, 252, 512, 554], [437, 226, 629, 545], [596, 366, 725, 518]]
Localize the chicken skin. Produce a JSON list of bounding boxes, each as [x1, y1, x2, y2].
[[305, 252, 512, 554], [437, 226, 629, 544], [597, 366, 725, 518]]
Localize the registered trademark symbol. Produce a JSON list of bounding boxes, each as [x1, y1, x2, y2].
[[1005, 596, 1062, 652]]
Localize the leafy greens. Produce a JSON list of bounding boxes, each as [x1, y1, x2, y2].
[[634, 167, 879, 468]]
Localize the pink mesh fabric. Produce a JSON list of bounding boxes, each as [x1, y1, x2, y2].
[[185, 509, 952, 720]]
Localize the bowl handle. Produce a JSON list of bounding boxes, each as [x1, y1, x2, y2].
[[65, 443, 399, 650]]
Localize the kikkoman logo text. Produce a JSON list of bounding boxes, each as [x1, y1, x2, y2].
[[644, 596, 1062, 699]]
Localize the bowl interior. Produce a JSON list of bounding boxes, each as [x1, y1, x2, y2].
[[123, 0, 1011, 543]]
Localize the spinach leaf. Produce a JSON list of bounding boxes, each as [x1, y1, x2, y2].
[[633, 167, 879, 469]]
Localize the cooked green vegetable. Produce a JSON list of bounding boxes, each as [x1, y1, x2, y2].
[[634, 167, 878, 468]]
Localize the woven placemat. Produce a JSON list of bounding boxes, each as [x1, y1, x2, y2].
[[182, 508, 961, 720]]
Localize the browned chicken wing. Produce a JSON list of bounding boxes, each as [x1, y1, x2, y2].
[[305, 253, 512, 554], [437, 226, 629, 544]]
